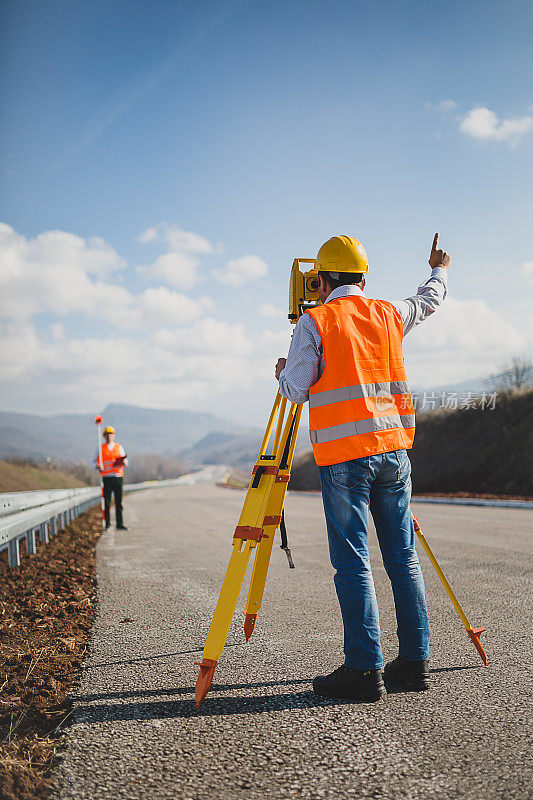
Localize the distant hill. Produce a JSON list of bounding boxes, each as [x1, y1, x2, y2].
[[179, 431, 263, 467], [0, 404, 260, 464], [290, 388, 533, 498]]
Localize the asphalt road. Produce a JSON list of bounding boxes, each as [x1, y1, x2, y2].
[[51, 481, 532, 800]]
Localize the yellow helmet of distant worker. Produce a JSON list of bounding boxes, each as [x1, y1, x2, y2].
[[103, 426, 116, 435], [316, 235, 369, 274]]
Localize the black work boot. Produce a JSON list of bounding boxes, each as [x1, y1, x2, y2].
[[313, 665, 386, 701], [384, 656, 430, 691]]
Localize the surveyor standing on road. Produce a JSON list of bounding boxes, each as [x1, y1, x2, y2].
[[95, 425, 128, 531], [275, 233, 450, 700]]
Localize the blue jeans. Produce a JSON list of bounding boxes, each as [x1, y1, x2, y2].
[[318, 449, 430, 670]]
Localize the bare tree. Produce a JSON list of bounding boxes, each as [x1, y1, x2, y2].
[[487, 356, 533, 391]]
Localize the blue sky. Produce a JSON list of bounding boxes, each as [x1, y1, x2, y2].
[[1, 0, 532, 425]]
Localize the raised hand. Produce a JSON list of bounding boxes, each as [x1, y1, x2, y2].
[[429, 233, 451, 270]]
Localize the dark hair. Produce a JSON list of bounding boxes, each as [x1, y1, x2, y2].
[[321, 271, 365, 289]]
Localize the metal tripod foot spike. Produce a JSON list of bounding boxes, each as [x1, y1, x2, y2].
[[468, 627, 487, 665], [194, 393, 302, 708], [243, 612, 257, 641], [194, 658, 217, 708]]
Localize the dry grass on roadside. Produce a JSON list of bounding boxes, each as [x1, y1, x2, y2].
[[0, 508, 101, 800]]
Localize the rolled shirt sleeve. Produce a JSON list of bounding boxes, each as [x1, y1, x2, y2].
[[278, 314, 322, 404], [391, 267, 448, 336]]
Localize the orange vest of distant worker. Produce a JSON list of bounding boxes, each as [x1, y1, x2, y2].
[[98, 442, 126, 478], [306, 295, 415, 467]]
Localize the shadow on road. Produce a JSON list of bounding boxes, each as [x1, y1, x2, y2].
[[72, 688, 384, 723], [87, 643, 243, 670], [77, 664, 482, 705], [77, 677, 311, 703], [72, 664, 483, 723], [429, 665, 482, 674]]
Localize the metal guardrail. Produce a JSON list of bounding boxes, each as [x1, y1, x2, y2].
[[0, 487, 102, 518], [0, 466, 228, 568], [1, 491, 101, 568]]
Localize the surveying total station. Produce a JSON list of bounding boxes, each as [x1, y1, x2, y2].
[[194, 254, 487, 709]]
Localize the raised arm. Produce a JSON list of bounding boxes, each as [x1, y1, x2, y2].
[[392, 233, 451, 336]]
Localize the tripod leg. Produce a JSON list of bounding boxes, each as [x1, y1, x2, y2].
[[244, 404, 302, 640], [195, 538, 257, 706], [243, 522, 276, 641], [412, 514, 487, 665], [195, 392, 295, 708]]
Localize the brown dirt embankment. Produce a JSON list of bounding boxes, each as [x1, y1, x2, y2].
[[0, 461, 89, 493], [290, 388, 533, 498], [0, 507, 101, 800]]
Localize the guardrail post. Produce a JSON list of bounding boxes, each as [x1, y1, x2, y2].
[[50, 517, 57, 537], [39, 521, 49, 544], [8, 538, 20, 568], [26, 528, 37, 555]]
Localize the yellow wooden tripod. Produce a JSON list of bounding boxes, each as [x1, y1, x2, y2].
[[194, 403, 487, 708], [195, 392, 487, 708], [195, 392, 302, 707]]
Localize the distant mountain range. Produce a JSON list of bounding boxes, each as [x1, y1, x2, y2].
[[179, 431, 265, 468], [0, 404, 261, 464], [0, 375, 493, 468]]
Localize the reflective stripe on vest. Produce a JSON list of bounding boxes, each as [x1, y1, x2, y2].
[[310, 413, 416, 445], [306, 295, 415, 466], [309, 380, 411, 409]]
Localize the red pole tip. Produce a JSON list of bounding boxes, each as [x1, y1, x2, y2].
[[243, 613, 257, 641], [194, 658, 217, 708], [468, 626, 488, 666], [94, 415, 103, 424]]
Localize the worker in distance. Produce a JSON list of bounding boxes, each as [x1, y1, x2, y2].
[[275, 233, 450, 700], [95, 425, 129, 531]]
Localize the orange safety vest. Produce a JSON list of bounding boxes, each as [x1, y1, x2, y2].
[[98, 442, 126, 477], [307, 295, 415, 466]]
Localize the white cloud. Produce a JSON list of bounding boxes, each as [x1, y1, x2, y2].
[[154, 318, 251, 357], [0, 223, 202, 329], [50, 323, 65, 341], [212, 254, 268, 288], [0, 222, 127, 320], [427, 99, 458, 114], [144, 251, 200, 290], [198, 295, 215, 311], [138, 226, 159, 243], [0, 223, 276, 419], [0, 317, 256, 413], [138, 223, 215, 290], [136, 287, 202, 327], [139, 222, 214, 254], [259, 303, 284, 318], [459, 106, 533, 143], [164, 226, 213, 254], [404, 295, 528, 385], [522, 262, 533, 286]]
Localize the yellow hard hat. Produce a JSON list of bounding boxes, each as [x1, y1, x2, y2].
[[103, 426, 116, 435], [316, 235, 369, 274]]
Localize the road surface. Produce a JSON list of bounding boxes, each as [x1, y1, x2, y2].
[[51, 481, 532, 799]]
